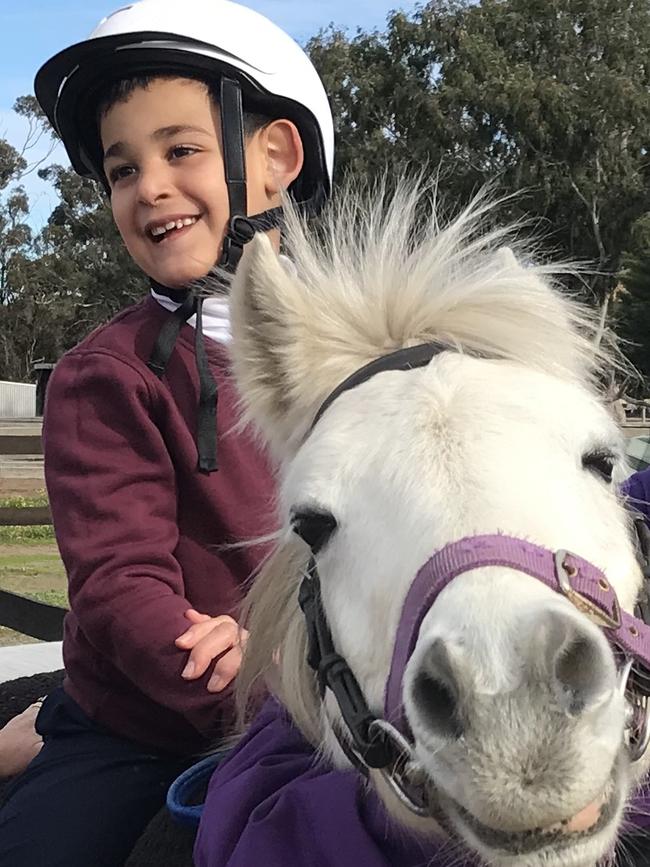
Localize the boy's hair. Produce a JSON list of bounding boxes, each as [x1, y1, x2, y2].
[[96, 74, 271, 139]]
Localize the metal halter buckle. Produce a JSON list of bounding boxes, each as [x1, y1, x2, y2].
[[367, 719, 431, 817], [554, 550, 621, 630]]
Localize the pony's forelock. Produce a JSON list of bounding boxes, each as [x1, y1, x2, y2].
[[279, 178, 617, 388]]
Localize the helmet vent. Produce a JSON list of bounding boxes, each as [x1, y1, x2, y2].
[[103, 6, 134, 22]]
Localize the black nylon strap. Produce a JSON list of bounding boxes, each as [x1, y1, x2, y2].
[[147, 293, 220, 474], [0, 589, 66, 642], [220, 77, 247, 218], [194, 298, 219, 473], [147, 293, 197, 379], [219, 77, 248, 271], [248, 206, 284, 233], [311, 342, 451, 431], [298, 561, 395, 770]]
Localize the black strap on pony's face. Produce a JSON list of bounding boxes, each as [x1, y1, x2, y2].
[[299, 343, 451, 774], [310, 342, 456, 432], [298, 558, 396, 770]]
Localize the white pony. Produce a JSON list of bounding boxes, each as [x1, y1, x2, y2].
[[227, 181, 649, 867]]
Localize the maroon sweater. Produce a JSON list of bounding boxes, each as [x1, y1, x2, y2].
[[42, 296, 276, 754]]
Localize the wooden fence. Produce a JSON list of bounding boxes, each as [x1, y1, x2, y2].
[[0, 505, 65, 642]]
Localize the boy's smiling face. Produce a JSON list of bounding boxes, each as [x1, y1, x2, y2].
[[101, 77, 287, 288]]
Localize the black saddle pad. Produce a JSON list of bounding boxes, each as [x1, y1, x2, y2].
[[0, 670, 195, 866], [0, 670, 64, 805]]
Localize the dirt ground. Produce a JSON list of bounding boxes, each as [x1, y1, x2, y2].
[[0, 478, 46, 497]]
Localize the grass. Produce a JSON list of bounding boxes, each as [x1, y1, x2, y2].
[[0, 490, 54, 543], [0, 492, 49, 507], [0, 525, 55, 542], [0, 492, 66, 644], [0, 553, 67, 601]]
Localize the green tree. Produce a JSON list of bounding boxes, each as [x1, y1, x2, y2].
[[618, 214, 650, 384], [0, 98, 146, 381], [4, 1, 650, 381], [0, 131, 34, 379], [309, 0, 650, 305]]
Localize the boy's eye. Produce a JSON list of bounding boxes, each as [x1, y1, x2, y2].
[[169, 145, 198, 160], [108, 164, 135, 184]]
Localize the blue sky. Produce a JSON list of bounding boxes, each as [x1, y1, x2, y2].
[[0, 0, 420, 228]]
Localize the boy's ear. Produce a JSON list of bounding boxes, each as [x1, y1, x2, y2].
[[261, 120, 303, 195]]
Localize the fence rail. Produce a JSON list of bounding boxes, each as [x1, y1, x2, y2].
[[0, 505, 51, 526], [0, 590, 65, 642], [0, 434, 42, 455], [0, 502, 65, 641], [625, 409, 650, 426]]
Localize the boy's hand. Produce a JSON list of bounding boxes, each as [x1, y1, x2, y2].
[[175, 609, 248, 693], [0, 701, 44, 779]]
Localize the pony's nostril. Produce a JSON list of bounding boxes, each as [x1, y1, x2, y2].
[[536, 610, 615, 716], [412, 639, 464, 739], [554, 632, 610, 715]]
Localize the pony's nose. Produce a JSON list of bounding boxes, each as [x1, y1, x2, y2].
[[531, 607, 616, 716], [410, 637, 465, 739], [409, 608, 616, 740]]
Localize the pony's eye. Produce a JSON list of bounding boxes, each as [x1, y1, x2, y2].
[[291, 508, 338, 553], [582, 450, 615, 483]]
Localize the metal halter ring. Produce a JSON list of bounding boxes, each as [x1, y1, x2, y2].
[[619, 658, 650, 763], [368, 719, 432, 817], [628, 693, 650, 763]]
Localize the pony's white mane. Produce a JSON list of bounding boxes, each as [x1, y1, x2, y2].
[[227, 179, 615, 458], [229, 180, 621, 741]]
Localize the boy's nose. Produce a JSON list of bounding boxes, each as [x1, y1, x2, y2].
[[136, 165, 174, 206]]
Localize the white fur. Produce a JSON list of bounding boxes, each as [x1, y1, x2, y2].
[[228, 181, 642, 867]]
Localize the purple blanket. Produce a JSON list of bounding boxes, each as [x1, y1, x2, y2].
[[195, 698, 650, 866], [195, 699, 449, 866]]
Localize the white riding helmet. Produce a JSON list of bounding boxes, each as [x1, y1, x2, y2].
[[35, 0, 334, 266]]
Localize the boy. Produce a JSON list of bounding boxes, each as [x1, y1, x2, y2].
[[0, 1, 333, 864]]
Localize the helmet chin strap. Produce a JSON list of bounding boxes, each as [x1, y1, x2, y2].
[[147, 76, 282, 474], [218, 76, 283, 272]]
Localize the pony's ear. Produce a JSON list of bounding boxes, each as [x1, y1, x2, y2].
[[493, 246, 521, 269], [229, 234, 333, 457]]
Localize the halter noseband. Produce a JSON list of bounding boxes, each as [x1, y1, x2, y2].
[[298, 342, 650, 815]]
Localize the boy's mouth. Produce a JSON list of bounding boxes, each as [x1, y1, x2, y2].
[[146, 215, 200, 243]]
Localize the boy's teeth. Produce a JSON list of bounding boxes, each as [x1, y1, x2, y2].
[[150, 216, 198, 238]]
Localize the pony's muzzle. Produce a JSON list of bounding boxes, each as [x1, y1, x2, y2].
[[410, 605, 618, 745]]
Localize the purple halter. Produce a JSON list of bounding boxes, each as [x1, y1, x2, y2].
[[384, 534, 650, 734]]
